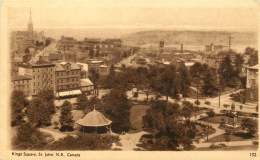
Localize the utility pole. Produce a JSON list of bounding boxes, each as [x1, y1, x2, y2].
[[217, 65, 221, 108], [228, 35, 232, 51]]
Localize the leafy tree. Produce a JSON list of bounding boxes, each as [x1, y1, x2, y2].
[[102, 88, 131, 133], [77, 93, 89, 110], [13, 122, 47, 150], [27, 97, 53, 127], [245, 47, 258, 66], [202, 70, 218, 96], [241, 118, 257, 136], [47, 134, 119, 150], [159, 65, 178, 101], [218, 55, 236, 87], [59, 101, 74, 132], [37, 89, 55, 114], [45, 38, 52, 47], [234, 54, 244, 76], [181, 101, 194, 119], [11, 90, 28, 126], [143, 100, 196, 150], [105, 64, 116, 88], [89, 69, 100, 95], [178, 63, 191, 97]]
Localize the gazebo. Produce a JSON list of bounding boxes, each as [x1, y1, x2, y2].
[[76, 108, 112, 134]]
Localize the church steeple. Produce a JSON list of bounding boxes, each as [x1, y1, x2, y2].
[[28, 8, 33, 35]]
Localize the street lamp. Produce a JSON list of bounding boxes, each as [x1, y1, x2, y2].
[[217, 61, 221, 109]]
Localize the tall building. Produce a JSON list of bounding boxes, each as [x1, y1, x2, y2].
[[11, 75, 32, 96], [11, 9, 35, 53], [18, 62, 55, 95], [246, 64, 258, 101], [55, 62, 82, 98], [27, 8, 34, 39]]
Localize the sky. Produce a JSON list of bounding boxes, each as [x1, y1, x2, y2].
[[4, 0, 259, 40]]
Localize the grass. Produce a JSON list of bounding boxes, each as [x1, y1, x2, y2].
[[195, 145, 258, 151], [208, 132, 257, 143], [200, 115, 243, 124]]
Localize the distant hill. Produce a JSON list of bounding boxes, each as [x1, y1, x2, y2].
[[122, 30, 257, 48]]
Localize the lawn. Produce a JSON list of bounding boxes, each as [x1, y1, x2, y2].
[[208, 132, 257, 143], [200, 115, 243, 124], [195, 145, 258, 151]]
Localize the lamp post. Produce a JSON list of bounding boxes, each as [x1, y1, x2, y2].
[[217, 60, 221, 109]]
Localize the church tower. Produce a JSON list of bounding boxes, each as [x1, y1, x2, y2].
[[27, 8, 34, 38]]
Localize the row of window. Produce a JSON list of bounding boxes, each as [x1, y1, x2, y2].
[[33, 74, 54, 79], [58, 84, 79, 90], [56, 70, 80, 76], [56, 77, 79, 83], [14, 80, 30, 84], [33, 68, 54, 72], [33, 81, 53, 86], [14, 85, 30, 89]]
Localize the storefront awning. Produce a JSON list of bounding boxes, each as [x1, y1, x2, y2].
[[56, 90, 82, 97]]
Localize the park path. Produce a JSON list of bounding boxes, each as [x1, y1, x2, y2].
[[112, 131, 148, 150], [194, 139, 255, 148], [39, 128, 67, 141], [126, 89, 258, 114]]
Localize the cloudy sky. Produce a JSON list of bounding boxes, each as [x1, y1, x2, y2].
[[7, 0, 259, 31]]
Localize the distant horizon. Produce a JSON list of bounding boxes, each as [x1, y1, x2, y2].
[[10, 26, 257, 40]]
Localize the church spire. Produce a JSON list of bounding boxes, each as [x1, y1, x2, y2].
[[29, 8, 32, 23], [28, 8, 33, 34]]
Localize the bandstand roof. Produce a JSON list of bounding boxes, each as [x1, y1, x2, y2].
[[76, 108, 112, 127]]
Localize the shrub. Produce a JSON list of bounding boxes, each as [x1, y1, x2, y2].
[[12, 123, 48, 150], [223, 104, 229, 109], [194, 100, 200, 105], [205, 101, 211, 105], [53, 121, 59, 129], [206, 110, 215, 117], [133, 92, 138, 98], [47, 134, 119, 150]]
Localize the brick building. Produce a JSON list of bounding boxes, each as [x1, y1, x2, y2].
[[55, 62, 82, 98], [11, 75, 32, 96]]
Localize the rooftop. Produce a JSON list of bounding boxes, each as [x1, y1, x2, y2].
[[247, 64, 259, 70], [56, 62, 81, 71], [80, 78, 93, 87], [12, 75, 32, 81], [76, 108, 112, 127]]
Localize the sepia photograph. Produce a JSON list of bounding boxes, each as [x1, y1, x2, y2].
[[1, 0, 259, 156]]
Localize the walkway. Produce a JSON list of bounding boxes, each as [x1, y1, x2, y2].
[[126, 89, 258, 114], [39, 128, 67, 141], [112, 131, 148, 150]]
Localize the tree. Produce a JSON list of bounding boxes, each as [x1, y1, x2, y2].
[[37, 89, 55, 114], [181, 101, 194, 119], [11, 90, 28, 126], [13, 122, 47, 150], [159, 65, 178, 101], [202, 69, 218, 96], [102, 88, 131, 133], [241, 118, 257, 136], [143, 100, 196, 150], [218, 55, 236, 87], [89, 69, 100, 95], [234, 54, 244, 76], [45, 38, 52, 47], [105, 65, 116, 88], [178, 63, 191, 97], [245, 47, 258, 66], [59, 101, 74, 132], [27, 97, 53, 127], [77, 93, 89, 110]]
